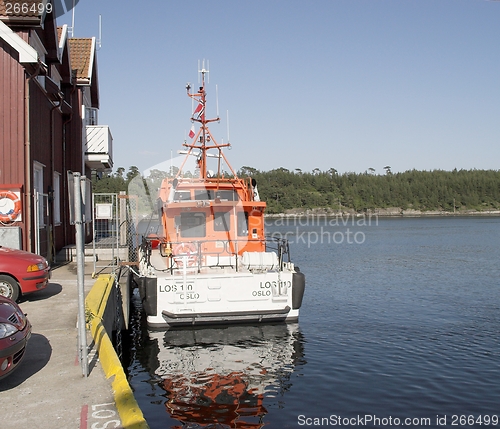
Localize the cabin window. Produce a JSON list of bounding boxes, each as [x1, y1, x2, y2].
[[174, 191, 191, 201], [194, 190, 239, 201], [195, 189, 214, 200], [237, 212, 249, 236], [214, 211, 231, 232], [216, 190, 239, 201], [180, 212, 206, 237]]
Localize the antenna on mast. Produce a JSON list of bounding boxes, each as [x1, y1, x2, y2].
[[68, 0, 76, 37], [96, 15, 102, 50], [198, 59, 210, 84], [216, 84, 219, 121], [226, 110, 230, 144]]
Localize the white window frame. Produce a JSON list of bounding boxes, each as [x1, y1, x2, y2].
[[33, 161, 45, 227], [85, 106, 98, 126], [53, 172, 61, 225]]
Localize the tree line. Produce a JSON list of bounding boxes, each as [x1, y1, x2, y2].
[[93, 166, 500, 214]]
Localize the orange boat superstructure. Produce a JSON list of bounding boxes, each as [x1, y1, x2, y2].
[[134, 66, 305, 328]]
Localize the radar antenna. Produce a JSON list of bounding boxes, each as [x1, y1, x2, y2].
[[198, 59, 210, 84]]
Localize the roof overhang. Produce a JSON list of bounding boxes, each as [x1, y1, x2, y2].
[[0, 19, 38, 63], [58, 23, 67, 62]]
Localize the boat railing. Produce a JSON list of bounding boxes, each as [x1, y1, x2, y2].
[[140, 236, 291, 274], [264, 235, 291, 270]]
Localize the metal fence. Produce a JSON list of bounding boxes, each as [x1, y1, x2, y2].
[[120, 193, 140, 264], [91, 192, 143, 276], [92, 193, 120, 275]]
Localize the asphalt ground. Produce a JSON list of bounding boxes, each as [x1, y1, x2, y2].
[[0, 263, 123, 429]]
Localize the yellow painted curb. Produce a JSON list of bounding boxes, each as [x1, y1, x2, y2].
[[86, 275, 150, 429]]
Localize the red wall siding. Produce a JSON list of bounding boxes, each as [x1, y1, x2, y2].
[[1, 29, 95, 254], [53, 109, 65, 251], [29, 80, 52, 171], [0, 37, 28, 248], [0, 38, 26, 186]]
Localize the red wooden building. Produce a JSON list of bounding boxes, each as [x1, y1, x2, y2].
[[0, 0, 113, 260]]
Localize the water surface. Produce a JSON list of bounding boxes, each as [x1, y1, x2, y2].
[[125, 216, 500, 428]]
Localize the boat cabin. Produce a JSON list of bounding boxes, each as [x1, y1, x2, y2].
[[155, 177, 268, 271]]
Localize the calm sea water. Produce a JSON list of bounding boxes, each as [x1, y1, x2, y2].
[[124, 216, 500, 428]]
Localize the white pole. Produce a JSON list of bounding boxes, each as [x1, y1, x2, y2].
[[70, 0, 76, 37], [34, 192, 39, 254], [216, 84, 219, 119], [74, 172, 88, 377]]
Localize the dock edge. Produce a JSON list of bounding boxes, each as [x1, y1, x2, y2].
[[86, 274, 150, 429]]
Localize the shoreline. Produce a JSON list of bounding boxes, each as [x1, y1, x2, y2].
[[265, 208, 500, 218]]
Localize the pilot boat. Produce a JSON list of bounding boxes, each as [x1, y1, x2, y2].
[[133, 66, 305, 328]]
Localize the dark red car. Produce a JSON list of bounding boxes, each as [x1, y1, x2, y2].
[[0, 246, 50, 301], [0, 295, 31, 379]]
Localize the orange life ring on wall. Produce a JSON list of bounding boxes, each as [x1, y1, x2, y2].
[[173, 242, 198, 267], [0, 191, 22, 222]]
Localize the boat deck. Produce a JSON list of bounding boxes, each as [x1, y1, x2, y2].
[[145, 248, 290, 277]]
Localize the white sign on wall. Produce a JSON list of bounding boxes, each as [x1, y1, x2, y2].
[[95, 203, 113, 220]]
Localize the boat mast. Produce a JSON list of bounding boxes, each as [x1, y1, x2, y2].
[[185, 65, 227, 179]]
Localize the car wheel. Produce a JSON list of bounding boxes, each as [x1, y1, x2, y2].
[[0, 275, 20, 302]]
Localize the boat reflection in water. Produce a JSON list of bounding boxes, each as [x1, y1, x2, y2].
[[146, 323, 305, 428]]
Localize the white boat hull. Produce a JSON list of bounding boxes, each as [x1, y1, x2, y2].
[[134, 250, 305, 329]]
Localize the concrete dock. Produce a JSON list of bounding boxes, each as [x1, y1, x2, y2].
[[0, 263, 128, 429]]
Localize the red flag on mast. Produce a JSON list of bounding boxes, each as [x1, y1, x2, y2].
[[193, 103, 203, 115], [188, 125, 195, 139]]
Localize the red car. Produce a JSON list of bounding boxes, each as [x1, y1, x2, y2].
[[0, 295, 31, 379], [0, 246, 50, 301]]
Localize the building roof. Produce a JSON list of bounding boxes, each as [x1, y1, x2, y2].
[[0, 1, 57, 64], [68, 36, 99, 108], [54, 25, 71, 83], [0, 0, 41, 15], [0, 0, 46, 24], [68, 37, 95, 81]]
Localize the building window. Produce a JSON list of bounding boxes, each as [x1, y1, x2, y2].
[[53, 172, 61, 225], [85, 107, 98, 126]]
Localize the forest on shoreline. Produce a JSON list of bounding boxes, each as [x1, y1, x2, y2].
[[92, 166, 500, 215]]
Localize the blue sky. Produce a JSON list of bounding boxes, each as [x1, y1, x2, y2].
[[59, 0, 500, 175]]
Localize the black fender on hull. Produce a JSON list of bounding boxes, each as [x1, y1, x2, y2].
[[292, 268, 305, 310], [134, 273, 158, 317]]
